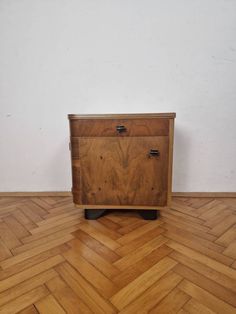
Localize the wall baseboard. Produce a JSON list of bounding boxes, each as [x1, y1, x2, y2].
[[0, 191, 72, 197], [172, 192, 236, 198], [0, 191, 236, 197]]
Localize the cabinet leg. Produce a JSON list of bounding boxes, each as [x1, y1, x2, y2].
[[139, 210, 159, 220], [84, 209, 107, 220], [84, 209, 159, 220]]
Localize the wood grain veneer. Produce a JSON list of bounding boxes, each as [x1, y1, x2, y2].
[[68, 113, 176, 212]]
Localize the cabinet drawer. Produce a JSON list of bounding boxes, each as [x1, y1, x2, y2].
[[70, 118, 169, 137]]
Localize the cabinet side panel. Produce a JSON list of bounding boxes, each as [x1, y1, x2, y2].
[[69, 120, 82, 204], [71, 160, 82, 204], [70, 138, 80, 159]]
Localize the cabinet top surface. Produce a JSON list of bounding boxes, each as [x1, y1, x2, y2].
[[68, 113, 176, 120]]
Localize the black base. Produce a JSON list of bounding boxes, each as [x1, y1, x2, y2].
[[139, 210, 159, 220], [84, 209, 107, 220], [84, 208, 160, 220]]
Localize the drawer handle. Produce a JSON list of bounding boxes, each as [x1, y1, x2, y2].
[[149, 149, 160, 157], [116, 125, 127, 133]]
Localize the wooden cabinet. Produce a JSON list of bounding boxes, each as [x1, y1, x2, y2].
[[68, 113, 175, 219]]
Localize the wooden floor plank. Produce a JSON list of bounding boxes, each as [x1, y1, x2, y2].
[[223, 240, 236, 259], [198, 202, 228, 220], [0, 238, 12, 261], [117, 220, 163, 245], [162, 218, 217, 242], [12, 228, 77, 255], [68, 238, 119, 278], [173, 264, 236, 307], [0, 222, 21, 249], [78, 223, 121, 250], [164, 228, 232, 266], [20, 204, 43, 223], [116, 226, 165, 256], [170, 201, 200, 217], [118, 219, 147, 234], [99, 216, 121, 230], [31, 213, 82, 234], [12, 209, 37, 231], [73, 229, 121, 263], [17, 305, 39, 314], [163, 207, 206, 224], [209, 215, 236, 236], [203, 208, 233, 228], [114, 235, 168, 271], [177, 309, 191, 314], [163, 224, 222, 251], [0, 269, 57, 307], [24, 202, 48, 218], [178, 279, 236, 314], [0, 205, 19, 218], [112, 245, 173, 289], [170, 251, 236, 293], [55, 262, 116, 314], [86, 220, 122, 240], [37, 208, 80, 224], [30, 198, 53, 211], [149, 287, 190, 314], [161, 215, 212, 235], [0, 255, 64, 293], [35, 294, 66, 314], [231, 260, 236, 270], [46, 275, 93, 314], [3, 215, 30, 239], [0, 286, 49, 314], [119, 271, 183, 313], [63, 248, 118, 298], [167, 241, 236, 279], [0, 244, 69, 281], [0, 196, 235, 313], [43, 204, 76, 217], [183, 298, 216, 314], [110, 256, 177, 311], [215, 224, 236, 247], [21, 222, 80, 244], [0, 234, 73, 269], [184, 198, 214, 210]]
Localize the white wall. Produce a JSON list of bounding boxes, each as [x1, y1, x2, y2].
[[0, 0, 236, 192]]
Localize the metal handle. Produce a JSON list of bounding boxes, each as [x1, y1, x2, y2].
[[116, 125, 127, 133], [148, 149, 160, 157]]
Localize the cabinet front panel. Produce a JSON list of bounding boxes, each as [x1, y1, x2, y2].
[[70, 118, 169, 137], [78, 137, 169, 206]]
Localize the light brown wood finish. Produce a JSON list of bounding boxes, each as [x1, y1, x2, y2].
[[69, 113, 175, 211], [69, 118, 170, 137], [0, 196, 235, 313], [68, 112, 176, 119], [79, 136, 169, 206]]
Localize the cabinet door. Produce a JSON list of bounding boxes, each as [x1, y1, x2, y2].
[[79, 137, 169, 206]]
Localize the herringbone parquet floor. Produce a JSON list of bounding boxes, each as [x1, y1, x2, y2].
[[0, 196, 236, 313]]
